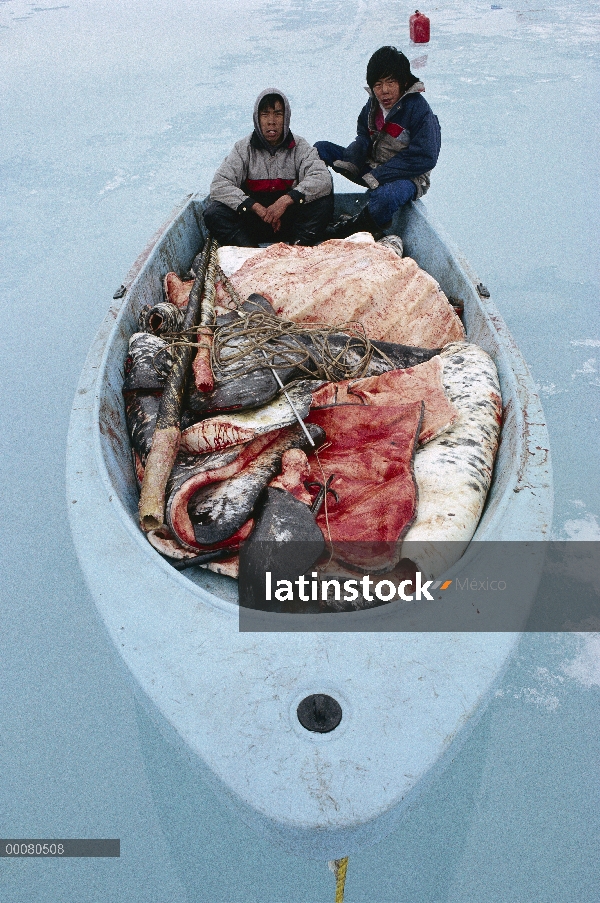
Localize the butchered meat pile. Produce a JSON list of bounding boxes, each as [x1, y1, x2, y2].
[[123, 236, 501, 606]]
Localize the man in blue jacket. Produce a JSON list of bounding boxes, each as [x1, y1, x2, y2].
[[315, 46, 441, 238]]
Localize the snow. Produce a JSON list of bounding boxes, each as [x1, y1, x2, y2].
[[1, 0, 598, 900]]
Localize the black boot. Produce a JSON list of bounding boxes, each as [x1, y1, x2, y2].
[[228, 229, 259, 248], [325, 206, 385, 241]]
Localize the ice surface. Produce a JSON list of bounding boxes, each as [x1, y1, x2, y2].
[[1, 1, 598, 900]]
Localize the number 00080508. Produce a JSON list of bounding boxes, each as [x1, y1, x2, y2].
[[4, 843, 64, 855]]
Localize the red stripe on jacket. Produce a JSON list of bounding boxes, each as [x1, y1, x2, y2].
[[244, 178, 295, 193], [372, 108, 405, 138], [383, 121, 404, 138]]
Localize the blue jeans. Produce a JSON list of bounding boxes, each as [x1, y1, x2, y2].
[[315, 140, 417, 227]]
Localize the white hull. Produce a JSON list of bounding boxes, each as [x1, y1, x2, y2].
[[67, 194, 552, 858]]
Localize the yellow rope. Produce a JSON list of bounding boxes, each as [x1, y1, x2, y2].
[[331, 857, 349, 903]]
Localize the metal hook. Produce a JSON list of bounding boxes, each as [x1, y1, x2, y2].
[[307, 474, 338, 515]]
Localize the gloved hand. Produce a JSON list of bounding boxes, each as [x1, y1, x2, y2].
[[361, 172, 380, 190], [331, 160, 369, 187]]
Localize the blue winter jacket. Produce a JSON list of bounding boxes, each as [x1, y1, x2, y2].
[[344, 81, 441, 197]]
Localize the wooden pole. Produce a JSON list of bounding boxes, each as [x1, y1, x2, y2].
[[192, 245, 219, 392], [138, 236, 218, 532]]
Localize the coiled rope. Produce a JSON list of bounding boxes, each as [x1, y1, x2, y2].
[[212, 308, 376, 383], [213, 266, 395, 383]]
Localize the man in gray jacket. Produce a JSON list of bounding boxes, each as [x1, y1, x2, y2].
[[204, 88, 333, 246]]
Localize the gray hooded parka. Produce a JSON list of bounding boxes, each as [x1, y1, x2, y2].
[[209, 88, 332, 212]]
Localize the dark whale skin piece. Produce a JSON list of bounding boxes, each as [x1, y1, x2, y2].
[[185, 422, 325, 546], [122, 333, 173, 394], [186, 333, 441, 415], [161, 423, 323, 549], [124, 393, 161, 464], [238, 488, 326, 612]]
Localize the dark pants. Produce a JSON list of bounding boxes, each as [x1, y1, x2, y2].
[[314, 141, 417, 227], [203, 194, 334, 247]]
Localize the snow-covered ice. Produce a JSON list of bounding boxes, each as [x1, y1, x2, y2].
[[1, 1, 598, 900]]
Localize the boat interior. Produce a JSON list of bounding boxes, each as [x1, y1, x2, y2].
[[95, 193, 537, 605]]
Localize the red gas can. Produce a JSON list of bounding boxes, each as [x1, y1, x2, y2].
[[410, 10, 430, 43]]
